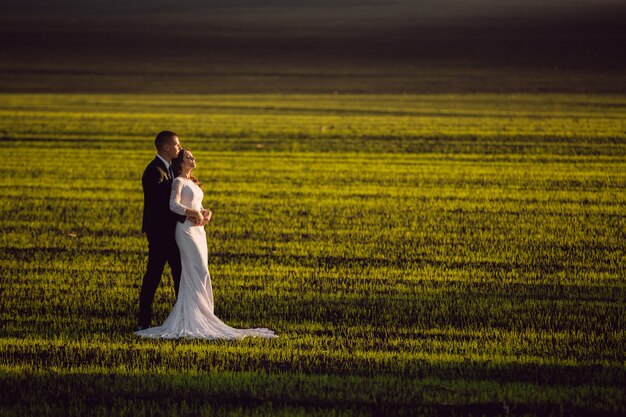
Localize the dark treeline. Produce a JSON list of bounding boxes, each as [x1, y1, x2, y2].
[[1, 1, 625, 93]]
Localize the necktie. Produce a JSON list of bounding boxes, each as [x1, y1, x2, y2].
[[168, 165, 174, 179]]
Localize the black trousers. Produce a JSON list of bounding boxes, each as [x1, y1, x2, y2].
[[137, 231, 182, 327]]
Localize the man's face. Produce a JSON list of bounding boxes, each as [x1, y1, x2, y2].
[[164, 136, 182, 160]]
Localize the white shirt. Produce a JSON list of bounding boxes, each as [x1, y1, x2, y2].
[[156, 153, 171, 171]]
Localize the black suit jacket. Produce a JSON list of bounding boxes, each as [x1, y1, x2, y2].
[[141, 157, 185, 237]]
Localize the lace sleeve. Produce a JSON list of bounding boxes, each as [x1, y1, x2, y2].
[[169, 178, 188, 215]]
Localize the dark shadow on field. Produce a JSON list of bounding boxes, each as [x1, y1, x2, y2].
[[210, 250, 615, 277], [0, 371, 622, 417], [1, 246, 145, 261], [6, 135, 626, 156], [2, 244, 619, 278]]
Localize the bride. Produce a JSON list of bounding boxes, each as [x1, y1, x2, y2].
[[135, 149, 277, 340]]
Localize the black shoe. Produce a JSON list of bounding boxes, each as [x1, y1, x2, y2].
[[134, 325, 149, 332]]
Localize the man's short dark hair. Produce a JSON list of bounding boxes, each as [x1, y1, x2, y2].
[[155, 131, 178, 150]]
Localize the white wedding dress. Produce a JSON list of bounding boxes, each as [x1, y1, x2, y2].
[[135, 177, 277, 340]]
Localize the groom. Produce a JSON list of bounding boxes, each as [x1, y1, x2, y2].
[[136, 131, 186, 331]]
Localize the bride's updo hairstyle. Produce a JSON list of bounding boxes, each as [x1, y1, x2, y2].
[[172, 148, 203, 189]]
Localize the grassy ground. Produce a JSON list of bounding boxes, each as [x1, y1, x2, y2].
[[0, 93, 625, 416]]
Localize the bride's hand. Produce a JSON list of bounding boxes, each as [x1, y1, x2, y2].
[[187, 210, 203, 226], [196, 212, 210, 227], [201, 209, 212, 225]]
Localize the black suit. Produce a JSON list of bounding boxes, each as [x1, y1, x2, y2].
[[137, 157, 185, 327]]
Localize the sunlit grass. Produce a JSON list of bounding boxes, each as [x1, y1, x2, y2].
[[0, 93, 625, 416]]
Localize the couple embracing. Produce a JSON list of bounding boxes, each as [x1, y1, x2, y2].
[[135, 131, 277, 340]]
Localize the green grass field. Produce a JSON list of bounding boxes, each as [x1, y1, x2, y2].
[[0, 93, 625, 416]]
